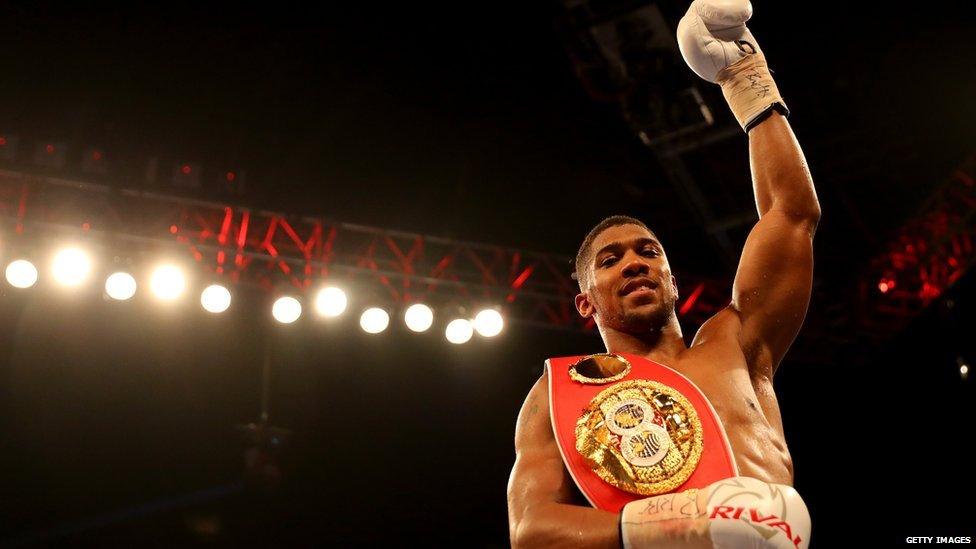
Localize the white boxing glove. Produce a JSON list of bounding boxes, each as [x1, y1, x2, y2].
[[676, 0, 788, 131], [620, 477, 811, 549]]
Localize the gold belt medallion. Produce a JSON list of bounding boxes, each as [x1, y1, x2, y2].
[[575, 379, 703, 496]]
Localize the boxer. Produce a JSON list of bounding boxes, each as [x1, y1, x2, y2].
[[508, 1, 818, 547]]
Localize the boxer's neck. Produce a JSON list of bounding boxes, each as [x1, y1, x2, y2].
[[599, 314, 686, 366]]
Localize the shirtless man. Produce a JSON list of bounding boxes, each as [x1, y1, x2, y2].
[[508, 1, 818, 547]]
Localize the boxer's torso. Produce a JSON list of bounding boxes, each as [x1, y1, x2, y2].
[[665, 306, 794, 486], [555, 307, 795, 508]]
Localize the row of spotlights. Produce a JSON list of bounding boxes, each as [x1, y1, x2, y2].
[[272, 298, 502, 343], [6, 254, 206, 305], [15, 257, 232, 313], [6, 253, 504, 342]]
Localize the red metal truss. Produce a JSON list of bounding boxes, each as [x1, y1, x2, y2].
[[865, 154, 976, 328], [0, 169, 729, 332]]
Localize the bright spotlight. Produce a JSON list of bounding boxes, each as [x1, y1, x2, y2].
[[404, 303, 434, 332], [314, 286, 348, 317], [272, 296, 302, 324], [201, 284, 232, 313], [473, 308, 504, 337], [105, 272, 137, 300], [149, 265, 186, 301], [360, 307, 390, 334], [51, 247, 92, 287], [445, 318, 473, 344], [5, 259, 38, 289]]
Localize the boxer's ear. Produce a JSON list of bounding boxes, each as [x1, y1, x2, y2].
[[576, 292, 594, 318]]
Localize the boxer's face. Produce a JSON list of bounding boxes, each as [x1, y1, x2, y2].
[[575, 224, 678, 334]]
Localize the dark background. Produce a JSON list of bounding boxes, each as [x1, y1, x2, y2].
[[0, 1, 973, 546]]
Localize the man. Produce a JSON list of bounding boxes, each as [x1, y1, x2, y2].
[[507, 1, 818, 547]]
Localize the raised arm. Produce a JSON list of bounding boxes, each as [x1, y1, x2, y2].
[[731, 112, 820, 374], [675, 0, 820, 375], [506, 374, 619, 548]]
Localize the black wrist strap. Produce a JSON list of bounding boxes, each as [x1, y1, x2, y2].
[[745, 102, 789, 132]]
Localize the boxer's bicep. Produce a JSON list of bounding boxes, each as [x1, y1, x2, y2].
[[507, 376, 575, 542], [730, 210, 815, 373]]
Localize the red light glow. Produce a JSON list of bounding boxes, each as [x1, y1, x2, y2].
[[878, 278, 897, 293], [181, 165, 192, 175]]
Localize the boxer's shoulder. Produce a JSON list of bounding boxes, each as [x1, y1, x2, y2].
[[515, 373, 552, 440]]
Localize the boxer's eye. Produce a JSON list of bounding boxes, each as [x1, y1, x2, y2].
[[600, 256, 617, 267]]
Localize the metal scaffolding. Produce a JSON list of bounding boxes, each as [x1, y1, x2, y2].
[[3, 143, 970, 361], [864, 154, 976, 330], [0, 169, 730, 332]]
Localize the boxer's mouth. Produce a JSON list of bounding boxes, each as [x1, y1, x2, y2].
[[619, 278, 658, 296]]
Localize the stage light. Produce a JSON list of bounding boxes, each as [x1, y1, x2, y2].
[[201, 284, 232, 313], [34, 141, 65, 169], [219, 169, 247, 196], [404, 303, 434, 332], [172, 162, 201, 189], [360, 307, 390, 334], [878, 277, 896, 294], [314, 286, 347, 317], [473, 308, 504, 337], [5, 259, 38, 288], [445, 318, 473, 344], [51, 247, 92, 287], [105, 272, 137, 300], [150, 264, 186, 301], [0, 134, 17, 161], [958, 357, 970, 381], [272, 296, 302, 324], [82, 147, 108, 175]]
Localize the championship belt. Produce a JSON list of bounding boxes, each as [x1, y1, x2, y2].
[[546, 353, 737, 512]]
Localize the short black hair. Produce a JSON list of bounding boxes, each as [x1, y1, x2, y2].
[[573, 215, 654, 290]]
